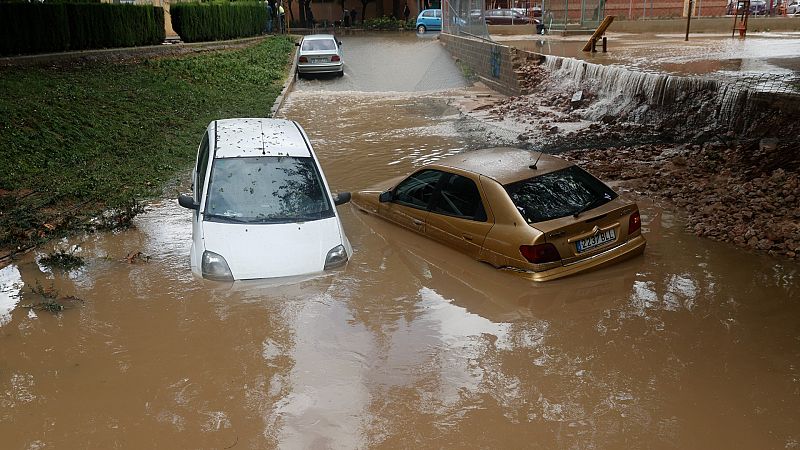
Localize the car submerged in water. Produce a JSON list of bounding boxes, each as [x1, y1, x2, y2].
[[351, 148, 646, 281], [178, 118, 352, 281]]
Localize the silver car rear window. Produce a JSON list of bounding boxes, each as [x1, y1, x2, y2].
[[301, 40, 336, 51]]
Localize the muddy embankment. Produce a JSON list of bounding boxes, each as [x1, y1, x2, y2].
[[487, 54, 800, 260]]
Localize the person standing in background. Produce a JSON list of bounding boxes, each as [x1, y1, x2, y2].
[[403, 2, 410, 22], [308, 4, 315, 29], [265, 1, 274, 33], [350, 8, 357, 26], [278, 1, 286, 33]]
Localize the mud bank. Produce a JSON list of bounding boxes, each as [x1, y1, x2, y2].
[[467, 62, 800, 260], [563, 138, 800, 260]]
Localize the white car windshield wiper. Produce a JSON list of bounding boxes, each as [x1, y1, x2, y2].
[[249, 213, 325, 223], [205, 213, 249, 223]]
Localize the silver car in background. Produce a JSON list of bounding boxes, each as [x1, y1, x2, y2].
[[295, 34, 344, 78]]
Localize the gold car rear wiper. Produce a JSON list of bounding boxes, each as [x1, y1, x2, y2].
[[573, 198, 600, 218]]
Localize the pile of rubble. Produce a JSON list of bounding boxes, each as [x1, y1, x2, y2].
[[563, 138, 800, 260]]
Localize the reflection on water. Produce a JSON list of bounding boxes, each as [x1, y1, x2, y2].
[[0, 265, 22, 327], [1, 34, 799, 448]]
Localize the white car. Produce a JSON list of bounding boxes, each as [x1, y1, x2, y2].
[[295, 34, 344, 78], [178, 118, 352, 281]]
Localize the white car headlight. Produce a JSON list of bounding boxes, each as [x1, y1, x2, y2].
[[202, 250, 234, 281], [324, 244, 348, 270]]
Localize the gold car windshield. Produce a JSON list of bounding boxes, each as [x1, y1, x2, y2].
[[504, 166, 617, 223]]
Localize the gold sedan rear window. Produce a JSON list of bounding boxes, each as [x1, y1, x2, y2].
[[504, 166, 617, 223]]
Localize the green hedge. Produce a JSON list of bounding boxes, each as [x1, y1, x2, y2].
[[0, 3, 165, 56], [363, 16, 413, 30], [170, 2, 267, 43], [67, 4, 164, 51]]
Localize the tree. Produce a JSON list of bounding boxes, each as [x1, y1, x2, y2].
[[298, 0, 307, 25], [301, 0, 313, 27], [360, 0, 376, 21], [285, 0, 295, 24]]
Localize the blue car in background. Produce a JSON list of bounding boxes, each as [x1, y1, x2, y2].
[[416, 9, 442, 33]]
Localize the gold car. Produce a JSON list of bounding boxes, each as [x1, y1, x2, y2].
[[352, 147, 646, 281]]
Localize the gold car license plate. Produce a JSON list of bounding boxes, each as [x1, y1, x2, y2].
[[576, 229, 616, 253]]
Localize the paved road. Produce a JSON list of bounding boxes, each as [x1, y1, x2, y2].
[[294, 32, 469, 92]]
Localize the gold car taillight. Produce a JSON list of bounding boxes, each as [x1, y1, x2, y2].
[[520, 243, 561, 264], [629, 210, 641, 234]]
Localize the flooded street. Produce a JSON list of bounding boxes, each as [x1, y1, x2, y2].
[[2, 33, 800, 448]]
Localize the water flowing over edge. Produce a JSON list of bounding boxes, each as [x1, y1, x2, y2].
[[541, 54, 762, 129]]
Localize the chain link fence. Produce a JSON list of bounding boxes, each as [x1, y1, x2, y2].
[[443, 0, 605, 33], [540, 0, 604, 30], [442, 0, 492, 40]]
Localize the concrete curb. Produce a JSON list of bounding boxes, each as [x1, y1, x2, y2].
[[271, 40, 299, 118]]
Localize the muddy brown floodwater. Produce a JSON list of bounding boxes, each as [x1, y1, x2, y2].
[[2, 33, 799, 448]]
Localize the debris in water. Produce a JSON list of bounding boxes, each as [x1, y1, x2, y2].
[[40, 249, 85, 271], [92, 198, 147, 232], [21, 280, 84, 313], [124, 251, 151, 264], [571, 90, 584, 108]]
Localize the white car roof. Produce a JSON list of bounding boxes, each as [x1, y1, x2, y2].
[[213, 118, 311, 158], [302, 34, 337, 41]]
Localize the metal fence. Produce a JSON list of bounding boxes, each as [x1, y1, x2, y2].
[[541, 0, 604, 29], [442, 0, 492, 39], [443, 0, 606, 35]]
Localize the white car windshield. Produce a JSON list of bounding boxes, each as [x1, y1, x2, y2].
[[301, 39, 336, 51], [204, 156, 333, 223]]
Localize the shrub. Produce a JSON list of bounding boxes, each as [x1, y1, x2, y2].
[[170, 2, 268, 43], [0, 3, 165, 56], [66, 4, 165, 50], [362, 16, 411, 30], [0, 4, 70, 55]]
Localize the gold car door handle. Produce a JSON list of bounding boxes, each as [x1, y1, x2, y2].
[[462, 234, 473, 241], [412, 219, 424, 226]]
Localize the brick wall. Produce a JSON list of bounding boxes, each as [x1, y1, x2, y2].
[[440, 33, 545, 95]]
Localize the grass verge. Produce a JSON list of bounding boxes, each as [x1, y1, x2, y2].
[[0, 35, 295, 260]]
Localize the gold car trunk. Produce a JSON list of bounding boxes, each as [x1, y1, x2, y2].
[[533, 198, 639, 264]]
